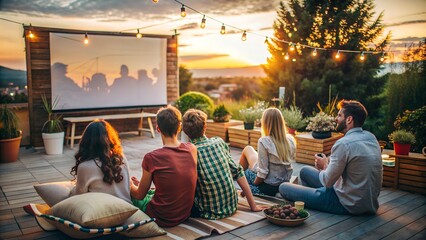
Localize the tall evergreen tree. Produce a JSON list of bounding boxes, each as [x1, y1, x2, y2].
[[262, 0, 390, 114]]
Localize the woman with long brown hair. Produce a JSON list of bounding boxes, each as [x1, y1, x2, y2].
[[70, 119, 131, 203], [239, 107, 296, 196]]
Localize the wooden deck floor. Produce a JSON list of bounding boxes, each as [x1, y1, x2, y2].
[[0, 133, 425, 239]]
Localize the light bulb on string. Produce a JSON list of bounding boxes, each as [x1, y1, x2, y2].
[[292, 58, 296, 62], [200, 15, 206, 29], [360, 51, 365, 61], [264, 37, 269, 44], [312, 48, 317, 57], [335, 50, 340, 59], [220, 24, 226, 34], [288, 32, 292, 38], [136, 29, 142, 39], [28, 24, 34, 38], [84, 33, 89, 45], [241, 31, 247, 41], [180, 5, 186, 17], [289, 43, 295, 51], [152, 0, 159, 3], [284, 52, 290, 60]]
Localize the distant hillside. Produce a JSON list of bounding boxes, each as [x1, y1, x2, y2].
[[190, 65, 266, 78], [0, 66, 27, 87]]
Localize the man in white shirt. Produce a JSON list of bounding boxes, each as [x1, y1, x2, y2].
[[279, 100, 382, 214]]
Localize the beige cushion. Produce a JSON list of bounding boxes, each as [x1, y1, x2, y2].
[[31, 203, 164, 239], [47, 192, 137, 228], [120, 209, 166, 238], [34, 181, 75, 207]]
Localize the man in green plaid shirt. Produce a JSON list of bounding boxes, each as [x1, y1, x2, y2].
[[183, 109, 265, 219]]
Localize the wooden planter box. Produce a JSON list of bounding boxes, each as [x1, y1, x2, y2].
[[295, 132, 343, 165], [205, 120, 243, 142], [228, 125, 261, 149], [382, 149, 426, 194]]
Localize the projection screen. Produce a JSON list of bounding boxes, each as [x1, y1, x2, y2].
[[50, 32, 167, 111]]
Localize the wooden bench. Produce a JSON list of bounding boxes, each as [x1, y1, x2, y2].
[[63, 112, 156, 148]]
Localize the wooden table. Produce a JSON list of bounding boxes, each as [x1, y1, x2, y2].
[[228, 125, 261, 149], [205, 119, 243, 142], [295, 132, 343, 165], [382, 149, 426, 194], [64, 112, 156, 148]]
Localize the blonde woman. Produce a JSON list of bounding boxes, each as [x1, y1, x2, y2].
[[239, 107, 296, 196]]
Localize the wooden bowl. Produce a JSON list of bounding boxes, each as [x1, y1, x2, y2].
[[263, 210, 310, 227]]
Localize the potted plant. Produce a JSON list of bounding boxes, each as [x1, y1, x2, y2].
[[239, 107, 258, 130], [41, 95, 64, 154], [213, 104, 231, 122], [388, 130, 416, 155], [282, 105, 306, 135], [0, 104, 22, 163], [306, 112, 336, 139]]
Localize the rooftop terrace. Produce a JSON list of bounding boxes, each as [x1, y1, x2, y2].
[[0, 132, 425, 239]]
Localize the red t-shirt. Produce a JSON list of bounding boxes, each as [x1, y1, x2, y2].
[[143, 142, 197, 227]]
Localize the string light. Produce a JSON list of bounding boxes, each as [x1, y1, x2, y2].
[[288, 32, 292, 38], [136, 29, 142, 38], [360, 51, 365, 61], [312, 48, 317, 56], [200, 15, 206, 29], [220, 23, 226, 34], [284, 52, 290, 60], [335, 50, 340, 59], [264, 36, 269, 44], [84, 33, 89, 45], [292, 58, 296, 62], [28, 24, 34, 38], [289, 43, 295, 51], [241, 31, 247, 41], [180, 5, 186, 18], [152, 0, 159, 3]]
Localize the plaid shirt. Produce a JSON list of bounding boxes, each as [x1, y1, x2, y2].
[[190, 136, 245, 219]]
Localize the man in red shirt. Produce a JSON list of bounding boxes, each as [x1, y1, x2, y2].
[[131, 106, 197, 227]]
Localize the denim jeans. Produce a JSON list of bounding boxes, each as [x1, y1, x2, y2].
[[279, 166, 349, 214]]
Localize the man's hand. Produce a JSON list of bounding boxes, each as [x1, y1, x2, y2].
[[251, 205, 269, 212], [315, 153, 328, 170]]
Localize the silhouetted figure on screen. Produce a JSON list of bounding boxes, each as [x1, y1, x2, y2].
[[88, 73, 109, 93], [110, 65, 138, 105], [51, 62, 83, 105]]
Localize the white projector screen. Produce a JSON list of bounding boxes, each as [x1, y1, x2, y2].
[[49, 32, 167, 111]]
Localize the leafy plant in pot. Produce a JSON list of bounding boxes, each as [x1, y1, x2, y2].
[[42, 96, 64, 155], [213, 104, 231, 122], [281, 105, 306, 135], [388, 130, 416, 155], [0, 104, 22, 163], [306, 112, 336, 139], [239, 107, 259, 130]]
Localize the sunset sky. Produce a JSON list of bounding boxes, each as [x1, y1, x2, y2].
[[0, 0, 425, 71]]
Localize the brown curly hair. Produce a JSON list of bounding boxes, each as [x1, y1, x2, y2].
[[71, 119, 124, 184]]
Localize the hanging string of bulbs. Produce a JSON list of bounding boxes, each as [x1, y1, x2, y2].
[[152, 0, 391, 62], [2, 0, 394, 62]]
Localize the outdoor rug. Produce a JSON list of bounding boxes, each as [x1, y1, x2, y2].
[[152, 195, 279, 240]]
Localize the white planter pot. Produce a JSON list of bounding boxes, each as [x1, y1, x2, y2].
[[42, 132, 65, 155]]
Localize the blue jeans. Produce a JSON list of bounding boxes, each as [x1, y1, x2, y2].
[[279, 166, 349, 214]]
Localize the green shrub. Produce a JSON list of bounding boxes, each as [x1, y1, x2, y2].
[[393, 106, 425, 152], [388, 130, 416, 145], [282, 105, 306, 130], [175, 91, 214, 117]]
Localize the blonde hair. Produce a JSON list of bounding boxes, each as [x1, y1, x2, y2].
[[261, 108, 292, 163]]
